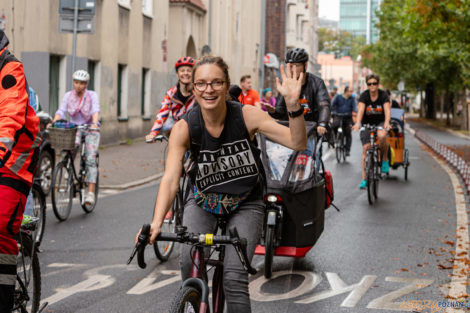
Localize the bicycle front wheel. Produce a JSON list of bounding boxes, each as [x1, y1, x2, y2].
[[366, 157, 375, 205], [14, 232, 41, 313], [169, 286, 202, 313], [264, 224, 276, 279], [51, 160, 73, 221], [153, 192, 180, 261], [31, 184, 46, 244], [335, 133, 343, 163]]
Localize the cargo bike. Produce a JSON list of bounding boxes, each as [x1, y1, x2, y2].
[[387, 108, 410, 180], [255, 121, 334, 278]]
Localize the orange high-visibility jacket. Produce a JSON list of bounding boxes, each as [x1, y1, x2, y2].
[[0, 33, 40, 183]]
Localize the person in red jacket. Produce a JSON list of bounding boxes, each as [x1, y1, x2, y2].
[[0, 29, 40, 312]]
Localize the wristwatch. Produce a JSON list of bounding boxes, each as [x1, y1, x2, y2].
[[288, 107, 304, 118]]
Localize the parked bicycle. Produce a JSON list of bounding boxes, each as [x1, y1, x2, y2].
[[50, 124, 100, 221], [361, 124, 383, 204], [128, 221, 256, 313], [13, 217, 47, 313], [333, 114, 351, 163], [146, 134, 188, 262]]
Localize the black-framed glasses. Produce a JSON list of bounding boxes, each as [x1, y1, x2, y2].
[[367, 82, 378, 86], [194, 80, 226, 92]]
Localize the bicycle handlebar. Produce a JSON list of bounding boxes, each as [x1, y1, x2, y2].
[[146, 135, 169, 144], [128, 224, 257, 275], [360, 124, 384, 131]]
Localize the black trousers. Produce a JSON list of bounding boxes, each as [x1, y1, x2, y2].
[[332, 116, 353, 151]]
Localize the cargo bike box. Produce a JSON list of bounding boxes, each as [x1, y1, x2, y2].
[[255, 122, 327, 276]]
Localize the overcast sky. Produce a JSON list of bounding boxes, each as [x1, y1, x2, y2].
[[319, 0, 340, 21]]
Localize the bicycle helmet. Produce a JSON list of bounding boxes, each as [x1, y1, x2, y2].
[[285, 48, 309, 64], [175, 57, 195, 70], [72, 70, 90, 82]]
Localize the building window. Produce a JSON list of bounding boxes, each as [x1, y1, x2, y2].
[[142, 0, 153, 17], [49, 55, 66, 114], [141, 68, 151, 118], [88, 60, 96, 91], [118, 0, 131, 9], [117, 64, 128, 120], [49, 55, 60, 114]]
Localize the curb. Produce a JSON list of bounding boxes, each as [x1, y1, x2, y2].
[[414, 130, 470, 194], [100, 172, 163, 190]]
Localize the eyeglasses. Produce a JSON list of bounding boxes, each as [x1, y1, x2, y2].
[[194, 80, 226, 92], [367, 82, 378, 86]]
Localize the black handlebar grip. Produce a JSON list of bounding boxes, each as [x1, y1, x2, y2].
[[137, 224, 151, 269]]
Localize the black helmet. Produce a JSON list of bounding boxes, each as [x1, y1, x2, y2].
[[285, 48, 309, 64]]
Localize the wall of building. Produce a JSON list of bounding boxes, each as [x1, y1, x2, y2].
[[0, 0, 170, 144], [339, 0, 380, 44], [0, 0, 268, 144], [204, 0, 262, 89]]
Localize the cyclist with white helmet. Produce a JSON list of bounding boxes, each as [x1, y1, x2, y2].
[[51, 69, 100, 206], [146, 57, 196, 141]]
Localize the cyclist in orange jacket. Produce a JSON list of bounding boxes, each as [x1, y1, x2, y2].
[[0, 29, 40, 312]]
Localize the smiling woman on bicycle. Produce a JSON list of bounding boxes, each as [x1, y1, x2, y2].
[[51, 70, 100, 206], [352, 74, 391, 189], [143, 56, 306, 312], [145, 57, 196, 141]]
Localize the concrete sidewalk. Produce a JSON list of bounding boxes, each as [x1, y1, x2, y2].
[[98, 139, 167, 189], [407, 118, 470, 162]]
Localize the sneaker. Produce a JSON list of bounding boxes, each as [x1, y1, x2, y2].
[[359, 179, 367, 189], [84, 192, 95, 206], [381, 160, 390, 173], [345, 150, 350, 156]]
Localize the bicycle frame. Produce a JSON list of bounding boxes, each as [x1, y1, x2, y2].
[[61, 129, 88, 199], [187, 219, 227, 312]]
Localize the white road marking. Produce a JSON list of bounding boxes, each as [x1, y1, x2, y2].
[[296, 272, 376, 306], [367, 277, 434, 310], [250, 270, 321, 302], [127, 270, 181, 295], [427, 151, 469, 312], [47, 263, 86, 268], [42, 264, 125, 306]]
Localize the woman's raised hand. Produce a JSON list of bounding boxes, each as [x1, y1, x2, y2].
[[275, 64, 303, 110]]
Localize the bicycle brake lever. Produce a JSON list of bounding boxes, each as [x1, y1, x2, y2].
[[127, 224, 151, 268]]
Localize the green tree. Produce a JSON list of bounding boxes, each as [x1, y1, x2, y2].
[[318, 28, 366, 59], [361, 0, 469, 122]]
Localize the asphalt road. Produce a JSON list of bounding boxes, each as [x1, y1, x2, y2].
[[37, 130, 468, 313]]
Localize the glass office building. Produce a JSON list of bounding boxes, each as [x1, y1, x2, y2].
[[339, 0, 381, 44]]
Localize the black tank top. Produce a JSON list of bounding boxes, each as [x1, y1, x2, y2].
[[183, 101, 264, 214]]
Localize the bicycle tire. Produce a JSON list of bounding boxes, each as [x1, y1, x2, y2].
[[373, 153, 380, 199], [36, 149, 54, 195], [264, 225, 276, 279], [168, 286, 201, 313], [342, 135, 347, 162], [153, 191, 180, 261], [335, 133, 342, 163], [366, 156, 375, 205], [14, 232, 41, 313], [31, 184, 46, 245], [51, 160, 73, 221]]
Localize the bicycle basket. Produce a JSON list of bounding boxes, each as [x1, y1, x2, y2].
[[48, 127, 77, 151]]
